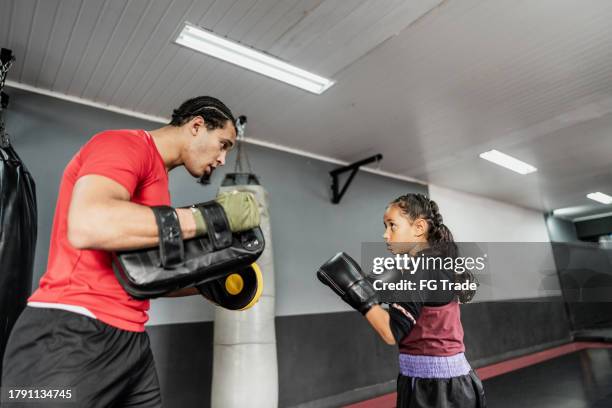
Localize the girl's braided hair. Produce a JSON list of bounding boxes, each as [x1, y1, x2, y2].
[[391, 193, 478, 303]]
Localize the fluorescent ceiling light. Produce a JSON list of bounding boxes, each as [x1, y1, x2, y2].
[[587, 192, 612, 204], [552, 204, 596, 219], [175, 23, 335, 94], [479, 149, 537, 175]]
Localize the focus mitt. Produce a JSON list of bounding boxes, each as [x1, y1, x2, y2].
[[197, 263, 263, 310], [113, 202, 264, 299]]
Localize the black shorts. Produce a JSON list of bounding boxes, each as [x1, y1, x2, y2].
[[397, 370, 486, 408], [1, 307, 161, 407]]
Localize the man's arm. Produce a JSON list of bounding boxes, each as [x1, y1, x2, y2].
[[67, 175, 196, 251], [164, 287, 200, 297]]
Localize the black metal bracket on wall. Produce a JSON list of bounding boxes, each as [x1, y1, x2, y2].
[[330, 154, 383, 204]]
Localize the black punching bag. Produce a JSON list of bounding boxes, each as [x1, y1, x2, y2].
[[0, 143, 37, 382]]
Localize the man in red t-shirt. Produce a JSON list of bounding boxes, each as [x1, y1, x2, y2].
[[1, 96, 250, 407]]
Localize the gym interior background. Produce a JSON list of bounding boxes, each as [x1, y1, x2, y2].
[[2, 1, 612, 407]]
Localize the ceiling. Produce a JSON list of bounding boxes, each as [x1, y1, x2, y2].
[[2, 0, 612, 219]]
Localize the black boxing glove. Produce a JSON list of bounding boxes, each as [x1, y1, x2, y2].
[[316, 252, 379, 315]]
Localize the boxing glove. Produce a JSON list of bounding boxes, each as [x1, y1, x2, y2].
[[317, 252, 379, 315]]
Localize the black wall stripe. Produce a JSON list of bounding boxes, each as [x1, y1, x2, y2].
[[148, 297, 571, 408]]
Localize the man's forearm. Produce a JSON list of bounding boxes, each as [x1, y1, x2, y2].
[[163, 287, 200, 297], [68, 199, 196, 251]]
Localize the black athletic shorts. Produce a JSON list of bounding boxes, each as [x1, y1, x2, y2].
[[1, 307, 162, 407], [397, 370, 486, 408]]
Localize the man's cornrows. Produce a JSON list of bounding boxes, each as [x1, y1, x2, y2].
[[169, 96, 236, 131]]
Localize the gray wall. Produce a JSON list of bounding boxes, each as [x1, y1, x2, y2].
[[5, 87, 427, 321], [5, 88, 577, 408], [544, 216, 612, 332], [546, 214, 579, 242], [5, 88, 159, 288], [575, 215, 612, 240]]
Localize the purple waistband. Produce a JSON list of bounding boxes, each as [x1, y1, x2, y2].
[[399, 353, 471, 378]]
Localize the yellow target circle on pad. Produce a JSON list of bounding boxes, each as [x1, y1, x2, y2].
[[225, 274, 244, 295]]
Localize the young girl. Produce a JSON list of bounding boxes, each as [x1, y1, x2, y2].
[[317, 193, 486, 408]]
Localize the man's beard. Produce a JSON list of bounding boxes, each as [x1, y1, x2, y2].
[[197, 167, 215, 185], [197, 172, 211, 185]]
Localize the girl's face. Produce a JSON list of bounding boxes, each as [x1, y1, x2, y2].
[[383, 204, 428, 254]]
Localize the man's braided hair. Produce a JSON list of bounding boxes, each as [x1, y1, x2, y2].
[[169, 96, 236, 131]]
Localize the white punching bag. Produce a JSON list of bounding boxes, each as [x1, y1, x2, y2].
[[211, 173, 278, 408]]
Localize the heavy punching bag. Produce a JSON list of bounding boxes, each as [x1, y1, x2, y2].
[[0, 48, 37, 384], [210, 117, 279, 408], [0, 145, 38, 383]]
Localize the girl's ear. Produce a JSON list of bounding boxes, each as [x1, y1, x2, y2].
[[414, 218, 428, 238]]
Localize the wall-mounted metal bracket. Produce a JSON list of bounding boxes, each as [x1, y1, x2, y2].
[[330, 154, 382, 204]]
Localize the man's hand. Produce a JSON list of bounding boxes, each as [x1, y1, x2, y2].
[[191, 191, 260, 236], [215, 191, 260, 232]]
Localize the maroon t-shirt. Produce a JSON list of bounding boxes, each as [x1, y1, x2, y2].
[[388, 248, 466, 356], [399, 301, 466, 356]]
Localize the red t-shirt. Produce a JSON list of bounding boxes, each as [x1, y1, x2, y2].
[[29, 129, 169, 332]]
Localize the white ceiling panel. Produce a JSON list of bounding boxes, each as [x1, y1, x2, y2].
[[2, 0, 612, 219], [4, 0, 38, 80], [226, 0, 282, 41], [94, 1, 179, 103], [251, 0, 323, 51], [268, 0, 364, 60], [50, 0, 109, 94], [212, 0, 260, 37], [109, 1, 202, 107], [17, 0, 62, 84], [66, 0, 148, 97]]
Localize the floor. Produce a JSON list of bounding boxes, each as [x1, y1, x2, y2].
[[345, 343, 612, 408], [484, 348, 612, 408]]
